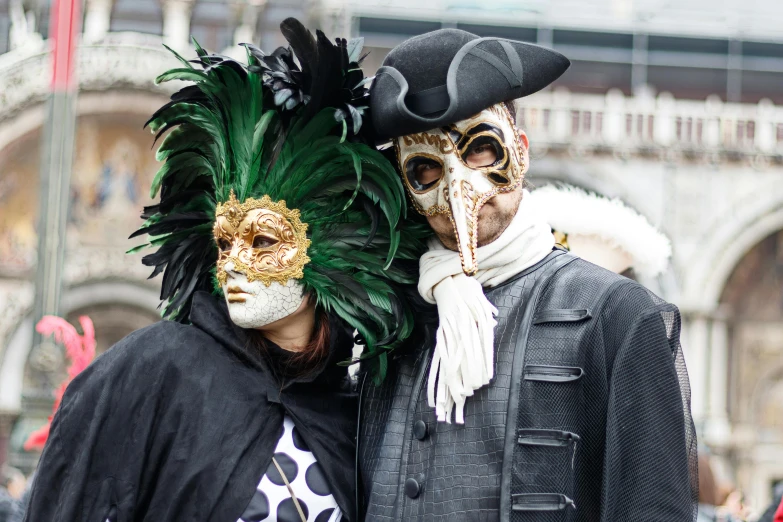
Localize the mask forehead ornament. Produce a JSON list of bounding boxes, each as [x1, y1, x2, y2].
[[214, 190, 311, 287], [395, 103, 525, 275]]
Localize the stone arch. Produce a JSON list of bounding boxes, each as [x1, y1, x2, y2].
[[0, 89, 169, 157], [718, 228, 783, 430], [0, 280, 160, 413], [681, 180, 783, 311]]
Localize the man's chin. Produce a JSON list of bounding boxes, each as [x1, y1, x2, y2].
[[435, 225, 506, 250], [476, 218, 511, 246], [477, 229, 504, 247]]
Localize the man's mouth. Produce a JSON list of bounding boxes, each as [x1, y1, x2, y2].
[[226, 285, 249, 303]]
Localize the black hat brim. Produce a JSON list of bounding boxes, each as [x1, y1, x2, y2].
[[371, 37, 570, 139]]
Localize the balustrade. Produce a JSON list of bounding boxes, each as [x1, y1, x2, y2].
[[518, 89, 783, 157]]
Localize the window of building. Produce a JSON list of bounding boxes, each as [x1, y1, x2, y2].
[[110, 0, 163, 35], [648, 35, 729, 55], [0, 12, 9, 54], [741, 70, 783, 105], [455, 23, 536, 42], [741, 40, 783, 58], [647, 65, 728, 100], [553, 60, 632, 95], [552, 29, 633, 49], [190, 0, 236, 52], [358, 17, 441, 37]]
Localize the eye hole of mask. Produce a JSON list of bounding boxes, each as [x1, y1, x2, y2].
[[488, 172, 510, 184], [217, 238, 232, 251], [252, 234, 279, 249], [461, 135, 504, 168], [404, 155, 444, 193]]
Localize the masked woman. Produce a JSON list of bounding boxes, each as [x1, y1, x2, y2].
[[23, 19, 427, 522]]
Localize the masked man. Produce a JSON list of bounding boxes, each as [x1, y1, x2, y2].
[[358, 29, 698, 521]]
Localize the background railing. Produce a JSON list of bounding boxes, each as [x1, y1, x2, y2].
[[518, 89, 783, 156]]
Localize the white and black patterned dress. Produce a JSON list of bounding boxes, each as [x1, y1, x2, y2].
[[238, 415, 342, 522]]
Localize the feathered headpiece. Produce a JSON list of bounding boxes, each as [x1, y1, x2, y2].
[[528, 184, 672, 277], [129, 18, 430, 380]]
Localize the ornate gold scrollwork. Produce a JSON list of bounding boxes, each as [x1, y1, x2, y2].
[[214, 190, 311, 287]]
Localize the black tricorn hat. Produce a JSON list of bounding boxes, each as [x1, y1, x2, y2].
[[370, 29, 570, 139]]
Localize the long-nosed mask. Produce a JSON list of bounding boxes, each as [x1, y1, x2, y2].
[[395, 103, 525, 275]]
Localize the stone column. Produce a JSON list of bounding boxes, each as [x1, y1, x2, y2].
[[704, 95, 723, 150], [654, 92, 675, 147], [232, 0, 266, 47], [550, 87, 571, 142], [755, 98, 775, 154], [9, 0, 43, 50], [603, 88, 625, 146], [631, 32, 648, 95], [705, 314, 732, 445], [727, 39, 742, 103], [161, 0, 195, 51], [684, 315, 709, 428], [0, 412, 18, 468], [83, 0, 114, 44]]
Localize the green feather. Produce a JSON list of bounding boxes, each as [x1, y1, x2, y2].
[[161, 44, 193, 69], [155, 68, 209, 85], [132, 36, 431, 382]]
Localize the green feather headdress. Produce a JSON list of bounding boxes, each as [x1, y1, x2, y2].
[[130, 18, 430, 380]]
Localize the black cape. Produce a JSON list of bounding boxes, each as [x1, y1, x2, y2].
[[24, 291, 358, 522]]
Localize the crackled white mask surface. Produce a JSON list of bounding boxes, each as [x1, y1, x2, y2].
[[395, 103, 525, 275], [221, 260, 306, 328]]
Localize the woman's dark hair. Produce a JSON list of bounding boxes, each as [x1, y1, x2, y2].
[[288, 309, 331, 371], [251, 307, 331, 379]]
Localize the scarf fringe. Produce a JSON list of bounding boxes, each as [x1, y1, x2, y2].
[[419, 191, 554, 423]]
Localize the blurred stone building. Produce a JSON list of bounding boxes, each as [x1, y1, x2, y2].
[[1, 0, 782, 511]]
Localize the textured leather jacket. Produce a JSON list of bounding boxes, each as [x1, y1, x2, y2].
[[358, 250, 697, 522]]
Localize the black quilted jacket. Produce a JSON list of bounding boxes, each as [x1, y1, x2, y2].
[[358, 251, 698, 522]]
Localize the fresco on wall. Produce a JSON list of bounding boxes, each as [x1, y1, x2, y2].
[[0, 166, 37, 273], [0, 114, 160, 275]]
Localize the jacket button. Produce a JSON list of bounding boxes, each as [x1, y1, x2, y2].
[[405, 477, 421, 499], [413, 420, 428, 440]]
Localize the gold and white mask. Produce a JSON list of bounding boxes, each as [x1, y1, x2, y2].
[[214, 190, 311, 329], [396, 103, 525, 275]]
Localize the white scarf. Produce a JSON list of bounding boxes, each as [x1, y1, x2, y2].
[[418, 190, 555, 423]]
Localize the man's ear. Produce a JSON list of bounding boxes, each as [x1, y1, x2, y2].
[[518, 129, 530, 150]]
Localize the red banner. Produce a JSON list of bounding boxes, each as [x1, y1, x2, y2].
[[49, 0, 81, 91]]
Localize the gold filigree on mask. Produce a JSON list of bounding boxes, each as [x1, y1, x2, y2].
[[395, 103, 525, 218], [214, 190, 311, 287], [401, 132, 454, 153]]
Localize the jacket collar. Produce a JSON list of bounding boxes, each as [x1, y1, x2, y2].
[[188, 291, 353, 387]]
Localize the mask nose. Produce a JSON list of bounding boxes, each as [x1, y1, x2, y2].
[[223, 260, 238, 278], [445, 178, 480, 276]]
